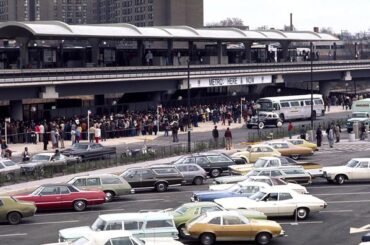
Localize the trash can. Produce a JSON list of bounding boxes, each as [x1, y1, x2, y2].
[[349, 133, 355, 142]]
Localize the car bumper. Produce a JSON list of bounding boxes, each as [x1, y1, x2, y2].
[[275, 230, 287, 238]]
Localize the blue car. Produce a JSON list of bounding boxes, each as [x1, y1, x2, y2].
[[190, 183, 262, 202], [362, 232, 370, 242]]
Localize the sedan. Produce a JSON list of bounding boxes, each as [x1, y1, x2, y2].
[[215, 189, 327, 220], [268, 141, 314, 160], [61, 143, 116, 161], [13, 184, 105, 212], [0, 196, 36, 225], [174, 163, 207, 185], [0, 159, 21, 182], [185, 211, 284, 245], [231, 145, 281, 164]]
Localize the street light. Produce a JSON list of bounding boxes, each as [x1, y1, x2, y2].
[[310, 42, 314, 130], [187, 59, 191, 153], [240, 97, 246, 124]]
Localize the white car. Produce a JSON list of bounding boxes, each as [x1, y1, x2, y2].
[[215, 188, 327, 220], [209, 176, 308, 194], [323, 158, 370, 185], [0, 158, 21, 181]]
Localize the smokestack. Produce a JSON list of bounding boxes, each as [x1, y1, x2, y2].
[[290, 13, 293, 31]]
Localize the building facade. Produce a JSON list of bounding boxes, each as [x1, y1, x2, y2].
[[0, 0, 203, 27]]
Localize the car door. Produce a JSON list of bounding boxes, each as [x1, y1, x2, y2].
[[239, 184, 261, 197], [86, 177, 102, 191], [140, 169, 156, 188], [176, 165, 191, 183], [277, 192, 296, 216], [123, 169, 142, 188], [351, 161, 370, 179], [196, 157, 211, 171], [219, 215, 251, 239], [258, 192, 279, 216], [250, 147, 263, 162], [0, 199, 6, 221], [59, 185, 73, 209], [36, 186, 62, 209]]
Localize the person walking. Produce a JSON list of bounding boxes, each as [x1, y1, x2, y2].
[[316, 125, 323, 147], [287, 121, 293, 139], [212, 126, 219, 146], [224, 127, 232, 150], [89, 125, 95, 143], [43, 132, 48, 151], [327, 126, 335, 148], [300, 125, 306, 140], [334, 124, 341, 143], [172, 122, 179, 143], [94, 125, 101, 143], [360, 123, 366, 140]]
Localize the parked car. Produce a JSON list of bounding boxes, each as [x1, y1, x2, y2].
[[61, 143, 116, 161], [120, 165, 185, 192], [362, 232, 370, 243], [58, 212, 178, 242], [67, 174, 133, 202], [167, 202, 266, 238], [210, 176, 308, 194], [231, 145, 281, 164], [323, 158, 370, 185], [267, 141, 314, 160], [286, 139, 318, 151], [174, 163, 207, 185], [172, 153, 244, 177], [185, 211, 284, 245], [0, 158, 21, 181], [228, 156, 323, 177], [247, 112, 283, 129], [0, 196, 36, 225], [215, 189, 327, 220], [20, 153, 80, 175], [346, 111, 370, 133], [13, 184, 105, 212]]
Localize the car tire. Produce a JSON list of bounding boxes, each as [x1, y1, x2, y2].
[[258, 122, 265, 129], [255, 232, 272, 245], [5, 173, 15, 182], [200, 233, 215, 245], [193, 176, 204, 185], [335, 175, 346, 185], [178, 224, 187, 239], [155, 182, 168, 192], [295, 207, 310, 220], [7, 212, 21, 225], [210, 169, 222, 178], [104, 191, 115, 202], [291, 154, 300, 160], [73, 200, 87, 212]]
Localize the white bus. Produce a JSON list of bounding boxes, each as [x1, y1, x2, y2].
[[257, 94, 325, 121]]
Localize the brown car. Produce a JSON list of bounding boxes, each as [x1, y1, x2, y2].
[[120, 165, 185, 192], [268, 141, 314, 160]]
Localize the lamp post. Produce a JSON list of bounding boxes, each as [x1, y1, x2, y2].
[[187, 59, 191, 153], [87, 110, 91, 142], [310, 42, 314, 130], [240, 97, 245, 124]]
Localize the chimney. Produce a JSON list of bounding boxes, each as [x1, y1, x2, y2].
[[290, 13, 293, 31]]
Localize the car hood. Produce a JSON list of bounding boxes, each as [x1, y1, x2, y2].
[[285, 183, 308, 193], [250, 219, 281, 228], [214, 175, 247, 184], [20, 162, 45, 168], [62, 149, 85, 154], [58, 226, 93, 240], [348, 118, 368, 122], [193, 190, 231, 197], [323, 166, 349, 173], [0, 165, 21, 171], [214, 197, 255, 209], [209, 184, 233, 191]]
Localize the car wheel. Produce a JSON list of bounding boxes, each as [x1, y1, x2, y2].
[[73, 200, 87, 212], [155, 182, 168, 192], [291, 154, 300, 160], [193, 176, 204, 185], [258, 122, 265, 129], [7, 212, 21, 225], [335, 175, 346, 185], [210, 169, 222, 178], [178, 224, 187, 239], [255, 232, 272, 245], [5, 173, 15, 182], [200, 233, 215, 245], [104, 191, 115, 202], [295, 207, 309, 220]]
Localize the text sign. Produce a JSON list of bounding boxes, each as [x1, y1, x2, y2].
[[189, 75, 272, 88]]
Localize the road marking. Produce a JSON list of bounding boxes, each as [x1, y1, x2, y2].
[[104, 199, 165, 205], [279, 221, 324, 225], [22, 220, 79, 226], [309, 184, 370, 189], [0, 233, 28, 237], [35, 208, 126, 217], [328, 200, 370, 204], [350, 224, 370, 234], [320, 210, 353, 213], [316, 192, 370, 196]]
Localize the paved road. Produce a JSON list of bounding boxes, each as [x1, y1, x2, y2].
[[1, 143, 370, 245]]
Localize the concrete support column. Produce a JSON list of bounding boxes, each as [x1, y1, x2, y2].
[[10, 100, 23, 121], [217, 41, 222, 64], [280, 41, 291, 62], [333, 42, 337, 61], [319, 81, 332, 97], [89, 38, 101, 67], [137, 40, 144, 66], [188, 41, 194, 62], [16, 38, 30, 68], [167, 40, 173, 65], [243, 41, 252, 63]]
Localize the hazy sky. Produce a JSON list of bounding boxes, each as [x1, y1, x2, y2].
[[204, 0, 370, 33]]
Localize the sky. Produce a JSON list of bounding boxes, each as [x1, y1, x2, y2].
[[204, 0, 370, 33]]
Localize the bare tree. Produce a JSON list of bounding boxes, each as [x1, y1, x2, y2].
[[320, 27, 334, 34], [206, 17, 245, 27]]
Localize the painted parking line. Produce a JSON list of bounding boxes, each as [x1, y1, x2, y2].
[[35, 208, 126, 217], [279, 221, 324, 225], [104, 198, 165, 205], [309, 184, 370, 189], [22, 220, 79, 226], [0, 233, 28, 238], [320, 209, 353, 213], [328, 200, 370, 204], [316, 192, 370, 196]]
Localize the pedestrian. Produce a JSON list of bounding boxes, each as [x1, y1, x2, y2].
[[300, 125, 306, 140], [212, 126, 219, 146], [172, 121, 179, 142], [224, 127, 232, 150], [89, 125, 95, 143], [360, 123, 366, 140], [287, 121, 293, 139], [94, 125, 101, 143], [327, 126, 335, 148], [316, 125, 322, 147], [43, 132, 48, 151], [334, 124, 341, 143], [22, 147, 30, 162], [39, 123, 45, 143]]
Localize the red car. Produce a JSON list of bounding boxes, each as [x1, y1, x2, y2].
[[13, 184, 105, 212]]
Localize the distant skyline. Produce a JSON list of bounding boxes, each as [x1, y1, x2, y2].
[[204, 0, 370, 33]]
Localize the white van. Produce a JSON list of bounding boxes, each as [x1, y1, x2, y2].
[[347, 99, 370, 132], [58, 212, 178, 242]]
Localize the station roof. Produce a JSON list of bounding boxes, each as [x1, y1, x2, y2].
[[0, 21, 339, 42]]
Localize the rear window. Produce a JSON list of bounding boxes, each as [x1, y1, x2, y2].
[[152, 168, 179, 175], [207, 155, 232, 163], [283, 168, 305, 175], [145, 219, 173, 228], [102, 176, 123, 185]]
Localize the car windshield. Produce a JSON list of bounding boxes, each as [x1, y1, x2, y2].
[[352, 112, 367, 118], [31, 186, 43, 195], [121, 170, 135, 178], [172, 157, 187, 165], [31, 155, 50, 161], [72, 144, 89, 150], [91, 218, 106, 231], [2, 160, 16, 167], [346, 159, 359, 168], [249, 191, 267, 201], [174, 206, 189, 215], [227, 184, 242, 193], [254, 159, 269, 168]]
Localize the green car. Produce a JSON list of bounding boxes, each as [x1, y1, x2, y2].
[[67, 174, 133, 202], [0, 196, 36, 225], [168, 202, 267, 238]]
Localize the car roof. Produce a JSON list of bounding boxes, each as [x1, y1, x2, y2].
[[181, 202, 219, 208], [254, 166, 304, 171], [85, 230, 135, 243], [98, 212, 173, 222], [203, 210, 240, 218], [150, 165, 177, 168], [40, 183, 74, 187], [191, 152, 225, 157], [248, 144, 273, 148], [257, 157, 280, 161], [352, 158, 370, 161], [73, 173, 119, 178]]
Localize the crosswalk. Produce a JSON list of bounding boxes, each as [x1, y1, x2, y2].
[[315, 141, 370, 155]]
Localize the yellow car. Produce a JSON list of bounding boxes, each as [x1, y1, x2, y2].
[[287, 139, 318, 151], [185, 210, 284, 245], [231, 145, 281, 164], [268, 141, 314, 160]]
